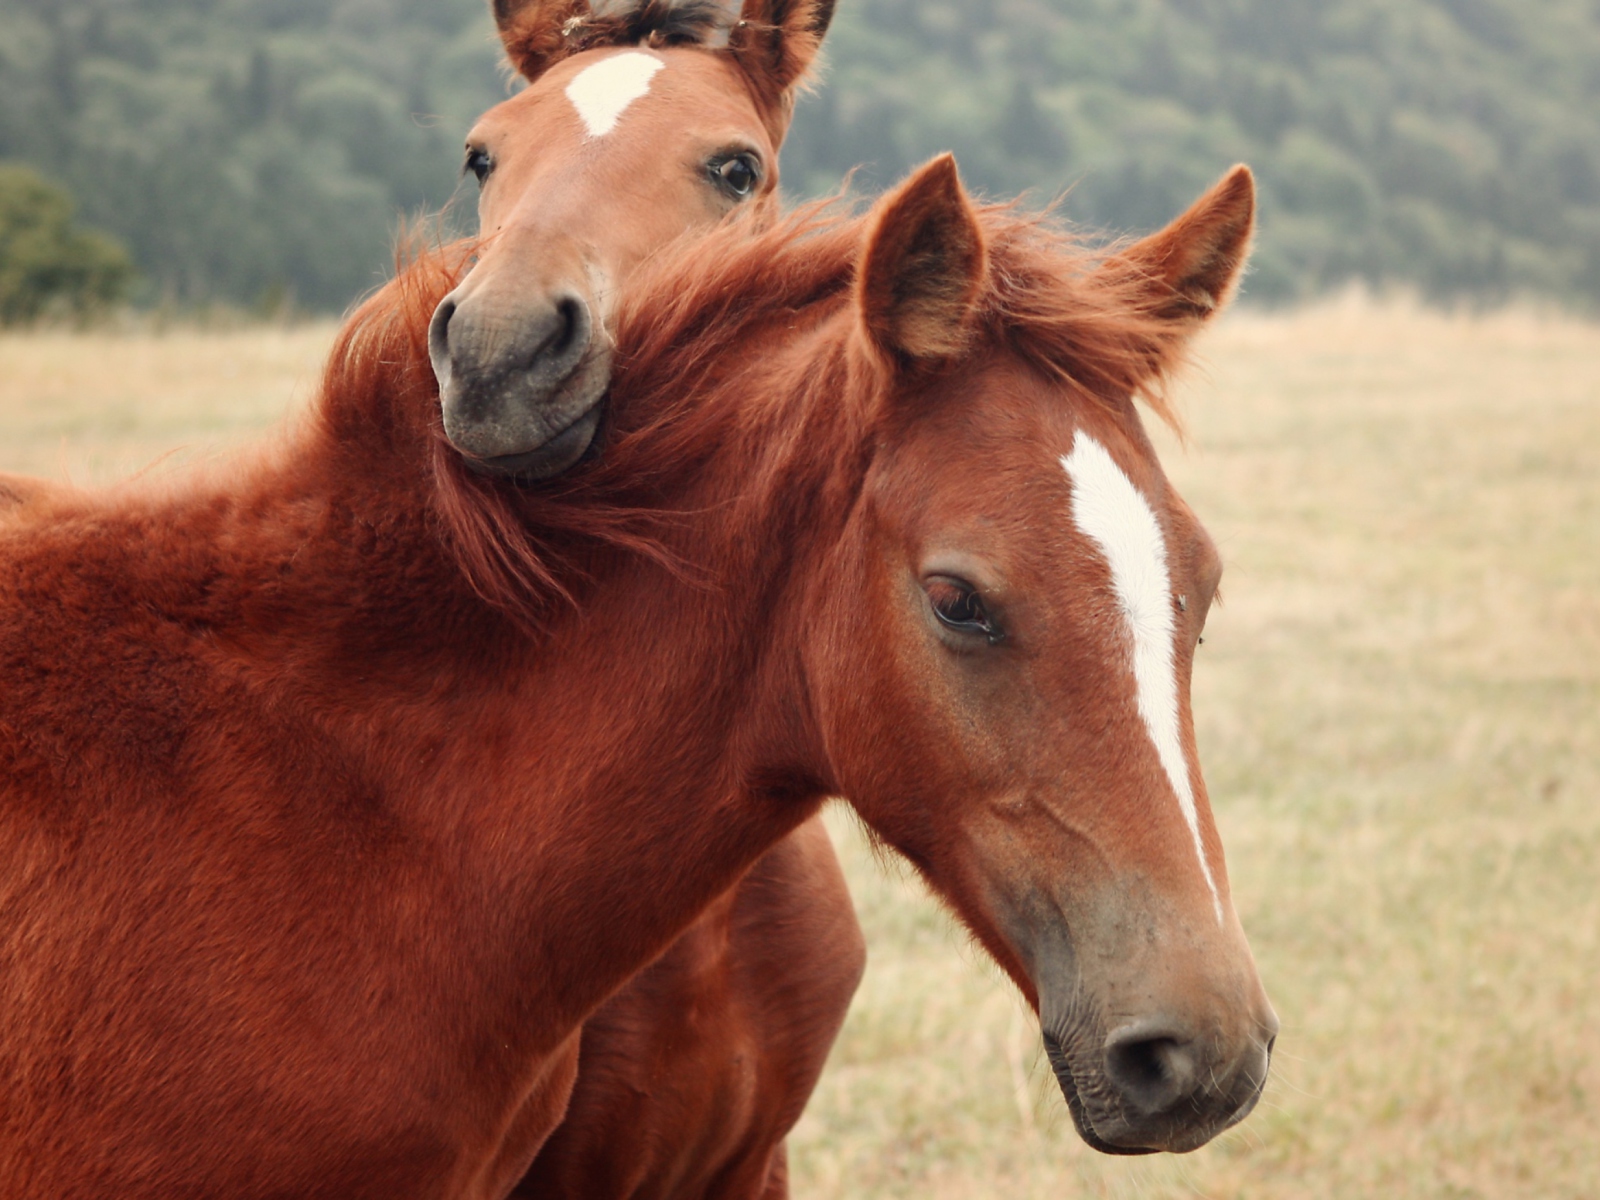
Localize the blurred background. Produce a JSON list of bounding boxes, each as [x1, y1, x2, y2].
[[1, 3, 1596, 1197], [4, 0, 1600, 316]]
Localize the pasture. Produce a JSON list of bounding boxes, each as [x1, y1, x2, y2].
[[1, 299, 1595, 1197]]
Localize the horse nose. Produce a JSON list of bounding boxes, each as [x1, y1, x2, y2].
[[429, 283, 606, 474], [429, 288, 593, 398], [542, 293, 589, 375], [1103, 1013, 1274, 1122]]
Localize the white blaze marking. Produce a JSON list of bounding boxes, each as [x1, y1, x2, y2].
[[1061, 432, 1223, 922], [564, 51, 665, 139]]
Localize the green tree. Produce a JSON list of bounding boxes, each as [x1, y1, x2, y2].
[[0, 164, 133, 324]]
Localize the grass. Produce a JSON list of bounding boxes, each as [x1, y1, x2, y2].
[[1, 300, 1596, 1197], [0, 322, 334, 482]]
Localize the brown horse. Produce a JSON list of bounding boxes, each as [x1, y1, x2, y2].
[[1, 1, 862, 1196], [0, 158, 1275, 1196], [443, 2, 863, 1195]]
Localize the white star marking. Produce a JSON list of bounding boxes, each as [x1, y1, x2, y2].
[[565, 50, 665, 139]]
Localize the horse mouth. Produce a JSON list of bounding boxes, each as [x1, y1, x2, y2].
[[1042, 1030, 1160, 1157], [463, 396, 604, 481]]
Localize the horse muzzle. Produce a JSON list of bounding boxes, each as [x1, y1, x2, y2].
[[429, 284, 609, 480], [1041, 1006, 1276, 1155]]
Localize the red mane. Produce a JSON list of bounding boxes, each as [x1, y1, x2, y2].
[[311, 200, 1199, 632]]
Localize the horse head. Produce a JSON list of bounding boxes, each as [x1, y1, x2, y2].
[[803, 157, 1278, 1154], [429, 0, 834, 479]]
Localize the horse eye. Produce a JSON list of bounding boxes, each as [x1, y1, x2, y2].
[[926, 576, 1002, 644], [711, 153, 760, 199], [464, 147, 492, 185]]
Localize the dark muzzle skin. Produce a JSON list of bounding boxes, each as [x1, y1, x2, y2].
[[1032, 930, 1278, 1156], [428, 281, 609, 480], [1042, 1007, 1275, 1155]]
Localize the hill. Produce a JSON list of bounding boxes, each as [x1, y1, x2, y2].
[[3, 0, 1599, 309], [0, 0, 501, 311], [785, 0, 1600, 304]]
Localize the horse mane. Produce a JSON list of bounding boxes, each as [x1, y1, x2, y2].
[[313, 198, 1201, 634], [608, 197, 1195, 435]]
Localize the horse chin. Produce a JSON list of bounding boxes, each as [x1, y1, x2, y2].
[[1041, 1030, 1160, 1157], [464, 399, 604, 482]]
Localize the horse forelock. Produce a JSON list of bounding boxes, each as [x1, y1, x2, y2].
[[503, 2, 825, 145], [503, 0, 736, 82], [575, 0, 736, 50]]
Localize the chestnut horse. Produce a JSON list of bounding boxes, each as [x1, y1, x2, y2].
[[442, 1, 864, 1195], [0, 158, 1276, 1196], [0, 0, 863, 1196]]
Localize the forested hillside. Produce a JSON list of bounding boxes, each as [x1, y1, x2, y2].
[[793, 0, 1600, 304], [0, 0, 501, 310], [3, 0, 1598, 310]]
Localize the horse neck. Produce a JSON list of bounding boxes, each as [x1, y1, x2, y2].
[[452, 311, 873, 1031]]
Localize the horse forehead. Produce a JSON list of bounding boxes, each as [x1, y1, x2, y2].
[[1060, 429, 1165, 546], [564, 49, 667, 139]]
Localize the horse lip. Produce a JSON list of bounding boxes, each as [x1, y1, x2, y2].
[[1215, 1044, 1271, 1133], [1220, 1080, 1264, 1132], [1041, 1030, 1160, 1157], [463, 399, 604, 481]]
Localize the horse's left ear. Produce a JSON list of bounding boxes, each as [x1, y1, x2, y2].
[[1104, 164, 1255, 325], [493, 0, 591, 81], [857, 154, 988, 363], [727, 0, 837, 126]]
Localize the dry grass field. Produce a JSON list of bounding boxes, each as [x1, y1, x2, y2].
[[1, 300, 1596, 1197]]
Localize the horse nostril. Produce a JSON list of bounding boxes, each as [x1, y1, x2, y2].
[[550, 296, 582, 358], [1104, 1025, 1199, 1116], [428, 296, 458, 387]]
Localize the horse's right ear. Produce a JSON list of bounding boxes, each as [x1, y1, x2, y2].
[[494, 0, 591, 81], [727, 0, 837, 124], [1102, 164, 1255, 326], [857, 154, 988, 363]]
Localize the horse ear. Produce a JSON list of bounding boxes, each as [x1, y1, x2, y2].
[[727, 0, 836, 113], [493, 0, 591, 81], [1105, 164, 1255, 324], [857, 154, 988, 363]]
